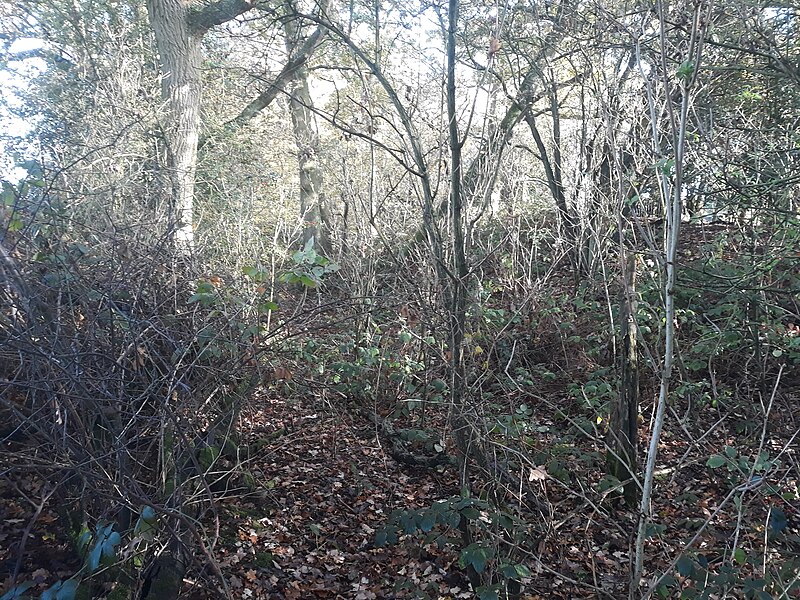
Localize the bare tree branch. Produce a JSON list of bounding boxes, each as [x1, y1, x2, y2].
[[189, 0, 256, 34], [227, 26, 325, 128]]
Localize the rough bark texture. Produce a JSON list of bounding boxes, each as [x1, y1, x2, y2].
[[147, 0, 203, 247], [607, 250, 639, 506], [283, 0, 332, 255], [147, 0, 254, 247]]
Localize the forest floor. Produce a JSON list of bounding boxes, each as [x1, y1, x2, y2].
[[1, 377, 799, 599], [185, 377, 798, 599], [185, 388, 634, 600]]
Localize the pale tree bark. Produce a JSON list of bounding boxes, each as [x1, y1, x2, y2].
[[146, 0, 254, 248], [283, 0, 332, 255], [148, 0, 202, 247], [632, 0, 709, 593]]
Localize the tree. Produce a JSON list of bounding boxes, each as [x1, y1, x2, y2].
[[146, 0, 256, 247], [282, 0, 333, 254], [632, 0, 710, 591]]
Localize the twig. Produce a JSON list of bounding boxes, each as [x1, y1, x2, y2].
[[12, 483, 58, 583]]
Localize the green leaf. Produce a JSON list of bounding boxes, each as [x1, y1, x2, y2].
[[476, 588, 499, 600], [242, 266, 268, 281], [676, 60, 695, 80], [769, 507, 788, 533], [374, 529, 388, 547], [676, 555, 695, 577], [299, 275, 318, 288], [257, 301, 279, 313], [460, 544, 491, 574], [187, 293, 214, 305], [399, 511, 417, 534], [17, 159, 43, 179], [706, 455, 726, 468], [419, 510, 436, 533], [461, 506, 481, 520], [444, 507, 461, 528], [0, 581, 35, 600], [198, 445, 221, 470], [88, 539, 103, 572], [103, 531, 121, 559], [500, 563, 518, 579], [514, 563, 532, 578], [76, 528, 92, 554], [141, 506, 156, 523], [430, 379, 447, 392], [87, 524, 120, 572], [134, 506, 159, 539], [41, 578, 79, 600], [733, 548, 747, 565], [1, 182, 16, 206]]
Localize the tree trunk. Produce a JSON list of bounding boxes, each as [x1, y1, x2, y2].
[[283, 0, 332, 256], [147, 0, 256, 247], [445, 0, 474, 536], [524, 109, 575, 257], [632, 0, 707, 591], [606, 250, 639, 506], [147, 0, 202, 247]]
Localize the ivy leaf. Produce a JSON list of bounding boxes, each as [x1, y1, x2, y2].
[[242, 266, 268, 282], [476, 588, 499, 600], [135, 507, 158, 539], [257, 301, 279, 313], [513, 563, 532, 578], [87, 525, 120, 572], [398, 511, 417, 534], [706, 455, 726, 468], [374, 528, 389, 547]]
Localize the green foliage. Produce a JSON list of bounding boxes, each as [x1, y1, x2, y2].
[[279, 237, 339, 288], [0, 583, 35, 600], [84, 523, 121, 573], [490, 402, 551, 440], [705, 446, 779, 479], [568, 367, 616, 416], [658, 550, 800, 599], [3, 517, 145, 600], [39, 579, 79, 600], [133, 507, 158, 541], [375, 496, 531, 596], [660, 446, 796, 600], [676, 60, 696, 82], [299, 325, 440, 411]]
